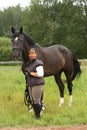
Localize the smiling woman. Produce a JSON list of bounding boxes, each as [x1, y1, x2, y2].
[[0, 0, 30, 9]]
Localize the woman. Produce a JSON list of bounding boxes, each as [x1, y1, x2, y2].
[[25, 48, 45, 119]]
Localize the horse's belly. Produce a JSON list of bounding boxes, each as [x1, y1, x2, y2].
[[44, 63, 63, 76]]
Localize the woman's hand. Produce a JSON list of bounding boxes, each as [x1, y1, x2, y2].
[[30, 72, 38, 77]]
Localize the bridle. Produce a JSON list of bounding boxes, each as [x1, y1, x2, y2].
[[12, 47, 23, 56], [12, 47, 21, 51]]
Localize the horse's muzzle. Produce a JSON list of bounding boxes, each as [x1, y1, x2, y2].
[[12, 47, 22, 59]]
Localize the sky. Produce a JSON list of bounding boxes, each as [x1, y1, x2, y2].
[[0, 0, 30, 9]]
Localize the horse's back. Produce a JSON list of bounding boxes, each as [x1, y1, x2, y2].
[[43, 45, 73, 62], [39, 45, 73, 76], [43, 45, 71, 54]]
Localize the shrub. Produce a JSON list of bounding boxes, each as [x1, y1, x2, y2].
[[0, 37, 13, 61]]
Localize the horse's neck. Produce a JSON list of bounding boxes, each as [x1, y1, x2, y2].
[[22, 41, 35, 63], [34, 44, 46, 62], [22, 41, 45, 63], [22, 43, 29, 63], [22, 51, 28, 63]]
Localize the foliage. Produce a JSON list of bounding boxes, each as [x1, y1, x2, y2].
[[21, 0, 87, 58], [0, 5, 22, 37], [0, 66, 87, 127], [0, 0, 87, 59], [0, 37, 13, 61]]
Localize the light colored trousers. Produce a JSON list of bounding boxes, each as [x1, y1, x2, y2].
[[28, 85, 44, 105]]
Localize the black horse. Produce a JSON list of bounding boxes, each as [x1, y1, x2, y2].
[[11, 26, 81, 107]]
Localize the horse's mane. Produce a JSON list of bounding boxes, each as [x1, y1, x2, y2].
[[23, 33, 35, 45]]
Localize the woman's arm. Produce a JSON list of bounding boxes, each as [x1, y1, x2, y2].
[[30, 66, 44, 77]]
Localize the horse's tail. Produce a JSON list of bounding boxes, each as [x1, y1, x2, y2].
[[72, 55, 81, 81]]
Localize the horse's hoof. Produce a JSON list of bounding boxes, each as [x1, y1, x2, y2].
[[40, 110, 43, 115], [29, 108, 33, 112], [69, 95, 72, 106], [59, 103, 63, 107], [69, 102, 72, 107], [59, 98, 64, 107], [42, 104, 45, 111]]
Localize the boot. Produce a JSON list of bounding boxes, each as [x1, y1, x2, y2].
[[33, 104, 42, 119]]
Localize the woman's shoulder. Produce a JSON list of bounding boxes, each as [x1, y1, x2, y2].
[[36, 59, 44, 66]]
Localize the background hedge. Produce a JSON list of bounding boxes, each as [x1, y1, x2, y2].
[[0, 37, 13, 61]]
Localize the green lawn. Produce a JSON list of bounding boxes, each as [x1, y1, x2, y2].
[[0, 66, 87, 128]]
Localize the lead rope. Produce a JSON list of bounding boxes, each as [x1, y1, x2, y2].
[[24, 88, 32, 110]]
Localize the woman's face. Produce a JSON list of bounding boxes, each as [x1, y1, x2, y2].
[[29, 49, 37, 60]]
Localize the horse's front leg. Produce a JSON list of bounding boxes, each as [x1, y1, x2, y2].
[[58, 81, 65, 107], [54, 73, 65, 107], [21, 64, 32, 109]]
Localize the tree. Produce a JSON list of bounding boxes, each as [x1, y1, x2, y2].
[[0, 0, 87, 58], [0, 5, 23, 37]]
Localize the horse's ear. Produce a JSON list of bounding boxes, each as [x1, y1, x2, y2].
[[11, 26, 15, 33], [20, 26, 23, 33]]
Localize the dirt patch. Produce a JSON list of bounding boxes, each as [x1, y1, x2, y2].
[[0, 125, 87, 130]]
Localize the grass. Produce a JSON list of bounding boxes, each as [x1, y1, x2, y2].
[[0, 66, 87, 128]]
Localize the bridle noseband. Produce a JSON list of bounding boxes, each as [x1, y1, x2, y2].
[[12, 47, 23, 56]]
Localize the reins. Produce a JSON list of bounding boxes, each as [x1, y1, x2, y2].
[[24, 88, 32, 110]]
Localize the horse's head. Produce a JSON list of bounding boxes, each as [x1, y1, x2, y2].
[[11, 26, 25, 59]]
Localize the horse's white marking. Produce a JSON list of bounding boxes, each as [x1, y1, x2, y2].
[[41, 101, 45, 111], [29, 108, 33, 113], [59, 97, 64, 107], [69, 95, 72, 106], [40, 110, 43, 115], [15, 37, 18, 42]]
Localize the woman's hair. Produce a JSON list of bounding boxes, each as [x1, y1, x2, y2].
[[29, 48, 36, 53]]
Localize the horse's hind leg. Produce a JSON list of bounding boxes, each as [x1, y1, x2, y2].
[[65, 73, 73, 106], [54, 73, 65, 107], [68, 81, 73, 106]]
